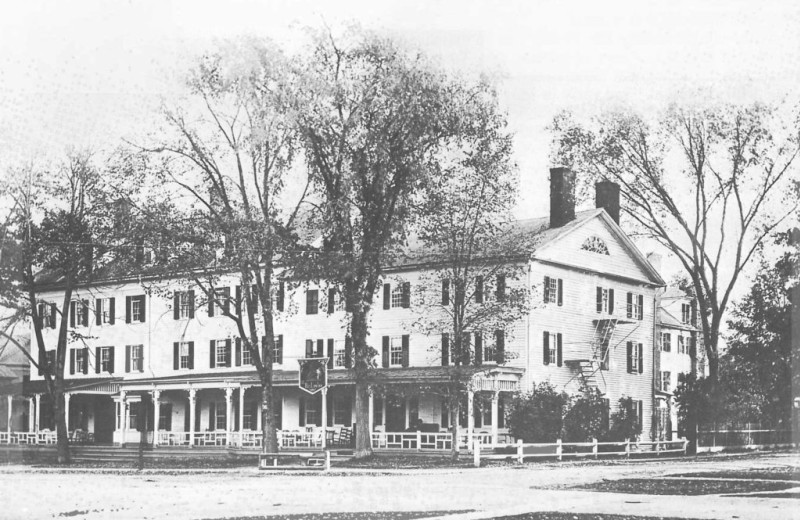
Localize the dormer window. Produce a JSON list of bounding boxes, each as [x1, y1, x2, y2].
[[581, 236, 609, 255]]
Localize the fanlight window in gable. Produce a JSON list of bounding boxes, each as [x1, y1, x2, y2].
[[581, 236, 609, 255]]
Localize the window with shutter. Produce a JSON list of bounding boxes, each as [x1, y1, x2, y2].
[[306, 289, 319, 314], [389, 336, 404, 366]]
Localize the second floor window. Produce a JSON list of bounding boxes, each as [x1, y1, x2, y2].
[[37, 302, 55, 329], [660, 371, 672, 393], [128, 345, 143, 372], [390, 337, 403, 366], [383, 282, 410, 310], [681, 303, 692, 324], [242, 341, 252, 365], [543, 276, 562, 305], [334, 340, 346, 368], [596, 287, 614, 314], [627, 341, 643, 374], [677, 335, 686, 354], [215, 340, 228, 367], [126, 295, 147, 323], [306, 289, 319, 315], [391, 285, 405, 308], [627, 292, 644, 320], [661, 333, 671, 352], [76, 349, 87, 373], [98, 346, 113, 373], [180, 342, 191, 369], [96, 298, 115, 325], [174, 291, 194, 319]]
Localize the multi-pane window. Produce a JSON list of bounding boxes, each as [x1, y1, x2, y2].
[[628, 292, 643, 320], [306, 289, 319, 315], [304, 396, 320, 426], [482, 337, 495, 364], [547, 332, 558, 365], [242, 341, 252, 365], [130, 345, 143, 372], [596, 287, 614, 314], [333, 395, 350, 425], [76, 301, 88, 327], [129, 402, 139, 430], [99, 347, 112, 372], [391, 285, 404, 308], [179, 342, 191, 369], [214, 401, 226, 430], [334, 340, 346, 368], [660, 371, 672, 393], [37, 302, 53, 328], [273, 336, 282, 365], [544, 276, 559, 303], [661, 333, 671, 352], [215, 340, 227, 367], [75, 349, 86, 373], [243, 404, 255, 430], [677, 336, 686, 354], [631, 345, 640, 372], [389, 336, 403, 366], [98, 298, 112, 324], [131, 298, 143, 322], [681, 303, 691, 324], [177, 291, 192, 319]]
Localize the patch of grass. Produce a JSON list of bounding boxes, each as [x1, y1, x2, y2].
[[730, 492, 800, 499], [668, 468, 800, 481], [199, 511, 472, 520], [577, 478, 796, 495]]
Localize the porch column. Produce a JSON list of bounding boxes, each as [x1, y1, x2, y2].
[[188, 388, 196, 446], [368, 390, 374, 432], [491, 391, 499, 447], [151, 389, 161, 447], [238, 385, 245, 434], [225, 387, 233, 445], [34, 394, 41, 433], [118, 392, 126, 444], [27, 397, 34, 432], [467, 389, 474, 449], [256, 392, 262, 431], [320, 387, 327, 448], [6, 395, 11, 434], [64, 393, 71, 431], [404, 396, 410, 429]]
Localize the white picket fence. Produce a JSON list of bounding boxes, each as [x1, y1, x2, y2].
[[697, 428, 794, 452]]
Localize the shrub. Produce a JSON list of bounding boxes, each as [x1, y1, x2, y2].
[[562, 387, 609, 442], [608, 396, 641, 441], [506, 382, 568, 442]]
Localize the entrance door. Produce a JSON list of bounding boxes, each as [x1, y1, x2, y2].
[[385, 395, 406, 432], [94, 397, 116, 444]]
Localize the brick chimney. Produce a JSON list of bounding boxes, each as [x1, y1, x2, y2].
[[549, 167, 576, 228], [595, 180, 620, 225]]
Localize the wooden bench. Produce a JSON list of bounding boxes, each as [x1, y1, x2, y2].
[[258, 451, 328, 470]]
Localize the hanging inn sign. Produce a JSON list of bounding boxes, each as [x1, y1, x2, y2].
[[298, 358, 328, 394]]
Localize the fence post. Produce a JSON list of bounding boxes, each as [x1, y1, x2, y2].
[[592, 438, 598, 459], [325, 450, 331, 472], [556, 438, 562, 461], [473, 440, 481, 468], [516, 439, 523, 464], [683, 438, 688, 455], [417, 430, 422, 451], [625, 439, 630, 458]]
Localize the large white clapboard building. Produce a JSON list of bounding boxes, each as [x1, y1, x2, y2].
[[19, 168, 665, 449]]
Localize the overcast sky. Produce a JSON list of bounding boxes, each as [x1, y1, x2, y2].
[[1, 0, 798, 230]]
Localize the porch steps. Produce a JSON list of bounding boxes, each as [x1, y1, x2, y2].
[[70, 446, 247, 463]]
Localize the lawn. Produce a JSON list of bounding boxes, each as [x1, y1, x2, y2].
[[667, 468, 800, 481], [198, 512, 472, 520], [576, 478, 796, 495], [494, 514, 709, 520]]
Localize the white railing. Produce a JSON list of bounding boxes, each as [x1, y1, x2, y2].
[[372, 431, 453, 451], [477, 438, 689, 463], [277, 430, 323, 448], [156, 431, 192, 446], [0, 431, 59, 445], [698, 429, 794, 451]]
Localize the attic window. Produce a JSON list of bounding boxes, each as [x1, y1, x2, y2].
[[581, 236, 609, 255]]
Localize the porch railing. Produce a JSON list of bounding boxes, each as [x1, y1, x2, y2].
[[0, 431, 58, 445]]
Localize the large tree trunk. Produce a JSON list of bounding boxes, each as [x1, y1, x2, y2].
[[53, 387, 70, 464], [351, 307, 373, 459], [261, 383, 277, 453], [449, 389, 461, 461]]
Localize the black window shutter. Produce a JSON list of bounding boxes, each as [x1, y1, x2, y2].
[[209, 340, 216, 368], [557, 279, 563, 306], [298, 397, 305, 426], [95, 347, 101, 374], [596, 287, 603, 313], [208, 291, 215, 317], [235, 285, 242, 316], [316, 339, 324, 357], [188, 290, 195, 319], [208, 401, 215, 431], [277, 335, 283, 364], [638, 343, 644, 374], [402, 282, 411, 308], [225, 339, 232, 367], [70, 349, 75, 374], [96, 300, 103, 326], [626, 292, 633, 318], [50, 303, 57, 329], [125, 296, 131, 323], [474, 333, 482, 366], [326, 392, 333, 427], [82, 300, 89, 327], [557, 333, 563, 367], [441, 333, 449, 366], [441, 398, 449, 428], [235, 338, 242, 366], [543, 276, 550, 302], [383, 284, 391, 309], [344, 335, 352, 368], [127, 345, 132, 373], [327, 338, 334, 369], [637, 295, 644, 320], [328, 288, 336, 314], [305, 340, 314, 358], [496, 275, 506, 301], [173, 293, 180, 320], [627, 341, 633, 373], [442, 279, 450, 306], [475, 276, 484, 304], [138, 346, 144, 372], [382, 336, 390, 368], [173, 343, 179, 370], [495, 330, 505, 364], [82, 348, 89, 374], [609, 289, 614, 314], [401, 335, 409, 367], [37, 350, 44, 376], [70, 301, 76, 328], [543, 331, 550, 365], [461, 333, 471, 365], [277, 282, 285, 312], [188, 342, 194, 369], [108, 347, 115, 374], [138, 296, 146, 323]]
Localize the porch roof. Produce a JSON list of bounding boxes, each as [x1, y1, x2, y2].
[[24, 377, 123, 395]]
